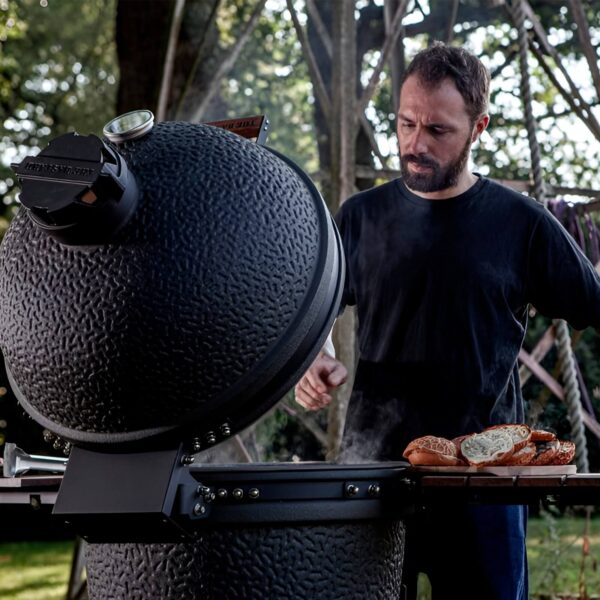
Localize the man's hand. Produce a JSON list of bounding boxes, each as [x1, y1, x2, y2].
[[294, 352, 348, 411]]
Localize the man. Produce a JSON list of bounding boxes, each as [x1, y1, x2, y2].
[[295, 43, 600, 599]]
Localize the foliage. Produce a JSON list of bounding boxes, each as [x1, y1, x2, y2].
[[215, 0, 319, 173], [0, 0, 118, 228]]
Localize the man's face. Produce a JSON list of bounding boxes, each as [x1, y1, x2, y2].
[[397, 76, 487, 194]]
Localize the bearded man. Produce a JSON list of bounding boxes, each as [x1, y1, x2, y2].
[[295, 43, 600, 599]]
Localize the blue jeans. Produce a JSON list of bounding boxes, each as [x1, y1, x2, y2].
[[401, 504, 529, 600]]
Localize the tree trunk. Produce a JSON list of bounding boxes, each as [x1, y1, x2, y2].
[[326, 0, 357, 460], [115, 0, 224, 121], [115, 0, 176, 114], [384, 0, 406, 118]]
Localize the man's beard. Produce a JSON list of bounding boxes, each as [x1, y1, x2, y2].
[[400, 135, 472, 193]]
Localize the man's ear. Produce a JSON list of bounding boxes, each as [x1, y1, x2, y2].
[[471, 114, 490, 143]]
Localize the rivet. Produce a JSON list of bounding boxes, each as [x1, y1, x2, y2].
[[181, 455, 195, 465], [205, 431, 217, 445], [220, 423, 231, 437], [368, 484, 381, 497], [193, 503, 205, 515], [248, 488, 260, 499], [345, 483, 359, 497], [217, 489, 228, 499], [232, 488, 244, 500], [192, 437, 202, 452]]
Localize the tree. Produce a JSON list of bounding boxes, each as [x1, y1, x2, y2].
[[0, 0, 118, 235]]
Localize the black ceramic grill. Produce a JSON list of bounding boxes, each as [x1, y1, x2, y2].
[[1, 119, 343, 449]]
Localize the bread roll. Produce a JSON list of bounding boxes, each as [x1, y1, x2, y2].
[[484, 424, 531, 452], [403, 435, 457, 459], [530, 429, 557, 442], [406, 450, 465, 466], [553, 440, 575, 465], [501, 442, 535, 466], [461, 429, 514, 466], [530, 439, 560, 465]]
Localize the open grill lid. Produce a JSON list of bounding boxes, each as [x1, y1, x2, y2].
[[0, 116, 344, 450]]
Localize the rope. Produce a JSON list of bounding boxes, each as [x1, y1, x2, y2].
[[508, 0, 546, 205], [554, 319, 589, 472], [509, 0, 589, 471]]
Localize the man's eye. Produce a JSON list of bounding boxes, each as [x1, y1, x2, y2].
[[400, 123, 414, 129]]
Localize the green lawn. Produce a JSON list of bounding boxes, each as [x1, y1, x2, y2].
[[527, 512, 600, 599], [0, 541, 74, 600], [0, 515, 597, 599]]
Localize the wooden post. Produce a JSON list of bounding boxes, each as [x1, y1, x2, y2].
[[384, 0, 406, 116], [327, 0, 357, 460]]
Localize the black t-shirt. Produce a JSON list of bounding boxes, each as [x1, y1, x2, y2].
[[336, 176, 600, 460]]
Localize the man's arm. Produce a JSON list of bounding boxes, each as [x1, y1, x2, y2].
[[527, 212, 600, 331], [294, 330, 348, 411]]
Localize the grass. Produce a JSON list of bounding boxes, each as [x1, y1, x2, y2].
[[0, 515, 597, 599], [0, 541, 74, 600], [527, 512, 600, 599]]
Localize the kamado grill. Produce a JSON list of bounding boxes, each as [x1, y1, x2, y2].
[[1, 112, 599, 600]]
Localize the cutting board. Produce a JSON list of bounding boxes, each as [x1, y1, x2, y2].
[[411, 465, 577, 476]]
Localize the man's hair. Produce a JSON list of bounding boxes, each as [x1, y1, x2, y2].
[[402, 42, 491, 123]]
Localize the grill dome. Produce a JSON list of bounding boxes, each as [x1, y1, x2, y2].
[[0, 121, 343, 448]]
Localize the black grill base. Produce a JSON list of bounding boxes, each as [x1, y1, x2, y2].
[[85, 521, 405, 600]]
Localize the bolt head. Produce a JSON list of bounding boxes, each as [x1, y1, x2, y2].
[[345, 484, 359, 496], [368, 484, 381, 497]]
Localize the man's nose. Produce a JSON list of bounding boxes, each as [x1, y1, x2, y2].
[[406, 126, 429, 155]]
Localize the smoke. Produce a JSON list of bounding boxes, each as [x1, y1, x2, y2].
[[337, 390, 401, 464]]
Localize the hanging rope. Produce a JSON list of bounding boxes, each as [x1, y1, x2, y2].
[[508, 0, 589, 472], [508, 0, 546, 205], [554, 321, 590, 471]]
